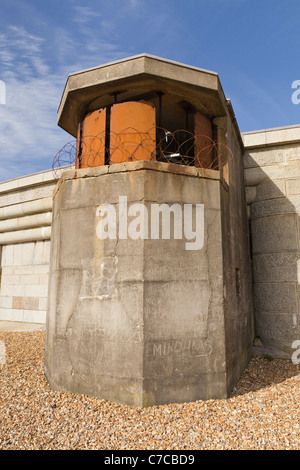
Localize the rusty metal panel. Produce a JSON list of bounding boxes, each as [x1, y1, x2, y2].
[[77, 108, 106, 168], [194, 112, 214, 169], [110, 101, 156, 163]]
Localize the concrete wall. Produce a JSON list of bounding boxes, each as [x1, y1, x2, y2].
[[243, 125, 300, 358], [44, 152, 253, 406], [219, 115, 254, 391], [0, 169, 58, 324], [45, 163, 225, 406]]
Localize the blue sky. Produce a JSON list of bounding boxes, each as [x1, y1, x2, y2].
[[0, 0, 300, 181]]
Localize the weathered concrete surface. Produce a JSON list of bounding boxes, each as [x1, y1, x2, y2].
[[44, 160, 253, 406], [57, 54, 232, 139], [243, 125, 300, 358], [221, 114, 254, 392]]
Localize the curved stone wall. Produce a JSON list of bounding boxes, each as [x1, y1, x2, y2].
[[243, 126, 300, 358]]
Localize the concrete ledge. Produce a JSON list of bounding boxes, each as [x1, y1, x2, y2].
[[0, 226, 51, 245], [58, 54, 226, 137], [243, 124, 300, 149], [244, 162, 300, 187], [0, 198, 53, 221], [67, 53, 219, 80], [58, 160, 220, 185], [0, 168, 57, 194], [0, 212, 52, 233], [0, 321, 45, 331]]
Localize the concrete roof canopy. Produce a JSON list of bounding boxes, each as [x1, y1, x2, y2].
[[57, 54, 230, 138]]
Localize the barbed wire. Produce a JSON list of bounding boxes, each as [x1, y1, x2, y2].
[[52, 142, 77, 178], [52, 127, 233, 178]]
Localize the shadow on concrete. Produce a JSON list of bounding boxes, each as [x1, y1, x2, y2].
[[231, 147, 300, 396], [244, 150, 300, 360]]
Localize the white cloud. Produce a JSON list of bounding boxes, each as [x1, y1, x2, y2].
[[0, 25, 68, 180], [72, 5, 101, 24], [0, 0, 172, 181], [0, 75, 67, 166], [0, 25, 49, 80], [0, 11, 134, 181]]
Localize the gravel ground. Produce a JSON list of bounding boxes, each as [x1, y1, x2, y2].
[[1, 330, 300, 450]]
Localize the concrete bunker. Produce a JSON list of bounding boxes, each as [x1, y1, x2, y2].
[[45, 55, 253, 407]]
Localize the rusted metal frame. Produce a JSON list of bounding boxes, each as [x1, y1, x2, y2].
[[77, 122, 83, 169], [155, 92, 164, 161], [105, 106, 111, 165], [211, 122, 218, 169], [179, 101, 196, 165]]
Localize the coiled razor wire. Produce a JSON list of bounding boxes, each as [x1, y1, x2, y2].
[[52, 127, 233, 178]]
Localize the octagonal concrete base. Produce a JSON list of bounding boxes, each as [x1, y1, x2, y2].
[[44, 161, 252, 407]]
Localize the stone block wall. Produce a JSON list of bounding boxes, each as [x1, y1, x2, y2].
[[0, 169, 59, 324], [0, 241, 50, 323], [243, 125, 300, 358]]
